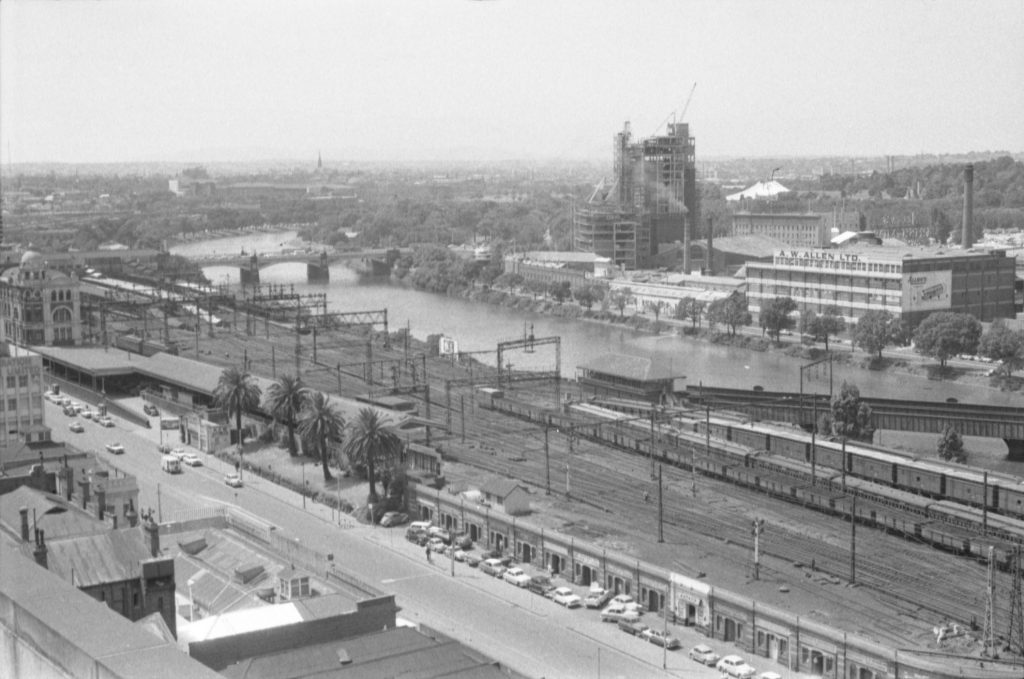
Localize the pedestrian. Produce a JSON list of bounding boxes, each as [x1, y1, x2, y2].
[[426, 545, 432, 564], [643, 491, 650, 503]]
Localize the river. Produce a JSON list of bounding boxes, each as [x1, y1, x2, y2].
[[175, 233, 1022, 465]]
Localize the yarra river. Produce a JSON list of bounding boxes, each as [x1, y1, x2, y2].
[[174, 232, 1022, 465]]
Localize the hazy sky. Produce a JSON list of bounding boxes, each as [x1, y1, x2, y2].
[[2, 0, 1022, 164]]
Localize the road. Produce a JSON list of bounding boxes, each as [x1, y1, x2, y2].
[[51, 397, 766, 679]]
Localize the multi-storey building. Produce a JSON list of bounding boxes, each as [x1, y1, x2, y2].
[[732, 212, 831, 248], [745, 244, 1016, 327], [0, 250, 82, 347], [573, 121, 697, 270], [0, 343, 48, 445]]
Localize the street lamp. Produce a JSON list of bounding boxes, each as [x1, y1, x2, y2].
[[187, 578, 196, 622]]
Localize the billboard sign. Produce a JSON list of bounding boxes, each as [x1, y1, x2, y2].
[[902, 270, 952, 312]]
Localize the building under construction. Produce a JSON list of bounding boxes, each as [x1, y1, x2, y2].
[[573, 120, 697, 270]]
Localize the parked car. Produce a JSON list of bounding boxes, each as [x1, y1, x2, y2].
[[452, 533, 473, 550], [68, 421, 85, 433], [170, 448, 187, 460], [480, 558, 507, 578], [688, 644, 721, 666], [143, 404, 160, 416], [527, 575, 555, 597], [463, 552, 482, 568], [380, 511, 409, 527], [70, 402, 84, 414], [479, 549, 513, 567], [62, 406, 76, 417], [44, 390, 56, 402], [427, 537, 447, 553], [98, 417, 115, 428], [80, 409, 93, 420], [584, 586, 612, 609], [716, 655, 757, 679], [641, 628, 681, 650], [503, 567, 531, 587], [224, 473, 243, 488], [617, 619, 648, 636], [552, 587, 582, 608], [105, 443, 125, 455], [600, 602, 642, 623], [427, 526, 452, 544], [610, 593, 641, 610], [182, 453, 202, 467], [759, 673, 782, 679]]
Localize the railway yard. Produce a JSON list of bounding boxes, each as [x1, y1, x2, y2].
[[103, 294, 1024, 667]]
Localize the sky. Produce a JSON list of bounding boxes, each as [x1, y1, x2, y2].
[[2, 0, 1023, 164]]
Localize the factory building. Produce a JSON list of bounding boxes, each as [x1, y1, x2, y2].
[[745, 245, 1016, 327]]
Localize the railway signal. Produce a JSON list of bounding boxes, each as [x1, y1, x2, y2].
[[752, 518, 765, 580]]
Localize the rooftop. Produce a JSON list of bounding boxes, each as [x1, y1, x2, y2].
[[43, 527, 157, 588], [0, 485, 108, 541], [577, 353, 685, 382]]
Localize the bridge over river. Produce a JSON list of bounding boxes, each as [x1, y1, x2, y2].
[[186, 248, 410, 283], [686, 385, 1024, 459]]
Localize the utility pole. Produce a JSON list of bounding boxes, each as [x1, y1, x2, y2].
[[982, 545, 996, 657], [460, 395, 465, 443], [1007, 547, 1023, 656], [649, 408, 656, 480], [272, 346, 276, 379], [544, 426, 551, 495], [850, 494, 856, 584], [565, 426, 574, 499], [657, 464, 664, 543], [810, 397, 817, 483], [752, 518, 765, 580], [294, 310, 301, 377]]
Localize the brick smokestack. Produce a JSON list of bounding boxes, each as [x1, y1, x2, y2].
[[19, 506, 29, 542], [962, 164, 974, 249], [706, 215, 714, 275], [95, 485, 106, 521], [33, 529, 47, 569]]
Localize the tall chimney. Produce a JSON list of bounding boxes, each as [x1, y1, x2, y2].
[[33, 529, 48, 569], [145, 514, 160, 557], [962, 164, 974, 249], [95, 486, 106, 521], [706, 215, 714, 276], [19, 507, 29, 542], [682, 214, 692, 274], [125, 500, 139, 528]]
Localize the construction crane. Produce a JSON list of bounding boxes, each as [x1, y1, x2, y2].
[[678, 82, 697, 122]]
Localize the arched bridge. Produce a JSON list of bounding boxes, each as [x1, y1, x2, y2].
[[187, 248, 409, 284], [685, 385, 1024, 459]]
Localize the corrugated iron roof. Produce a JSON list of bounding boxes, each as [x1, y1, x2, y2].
[[45, 528, 154, 587], [577, 353, 684, 382], [0, 485, 106, 541], [479, 478, 525, 500]]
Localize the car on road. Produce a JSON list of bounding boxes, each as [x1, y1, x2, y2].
[[182, 453, 202, 467], [716, 655, 757, 679], [503, 567, 531, 587], [758, 673, 782, 679], [98, 417, 114, 428], [80, 409, 93, 420], [600, 602, 642, 623], [380, 511, 409, 527], [170, 448, 187, 461], [552, 587, 582, 608], [584, 586, 612, 609], [480, 558, 507, 578], [688, 644, 721, 666], [641, 628, 681, 650], [105, 443, 125, 455], [610, 593, 642, 609], [528, 575, 555, 597], [143, 404, 160, 416], [63, 405, 76, 417], [617, 619, 648, 636], [44, 390, 56, 402], [224, 473, 243, 488], [68, 421, 85, 433]]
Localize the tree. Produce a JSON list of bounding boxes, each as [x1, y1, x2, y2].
[[912, 312, 983, 368], [573, 283, 604, 310], [610, 287, 634, 319], [649, 300, 667, 324], [760, 297, 797, 341], [297, 391, 345, 482], [854, 310, 896, 359], [707, 294, 751, 337], [343, 407, 404, 505], [978, 319, 1024, 377], [547, 280, 571, 303], [676, 296, 705, 330], [801, 307, 846, 350], [261, 375, 307, 456], [213, 367, 263, 475], [830, 381, 873, 441], [937, 425, 967, 463]]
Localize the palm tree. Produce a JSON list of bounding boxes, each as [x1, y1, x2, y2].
[[213, 367, 262, 478], [262, 374, 307, 456], [343, 407, 404, 503], [297, 391, 345, 482]]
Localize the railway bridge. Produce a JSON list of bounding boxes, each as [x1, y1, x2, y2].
[[685, 385, 1024, 459], [187, 248, 409, 284]]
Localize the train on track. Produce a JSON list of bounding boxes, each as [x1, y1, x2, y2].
[[475, 390, 1024, 568]]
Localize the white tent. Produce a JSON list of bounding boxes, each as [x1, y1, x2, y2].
[[726, 180, 790, 202]]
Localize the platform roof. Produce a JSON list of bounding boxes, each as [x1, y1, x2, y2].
[[577, 353, 685, 382]]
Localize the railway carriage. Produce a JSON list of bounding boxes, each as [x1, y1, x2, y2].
[[996, 481, 1024, 518], [893, 463, 946, 497]]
